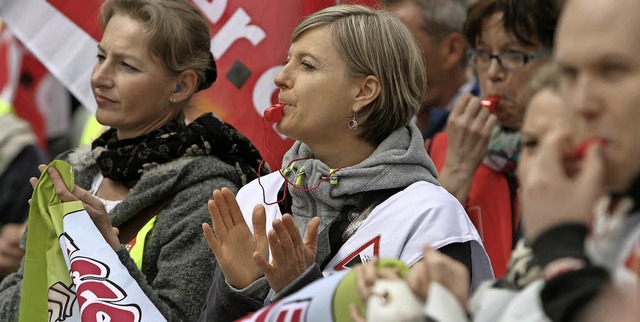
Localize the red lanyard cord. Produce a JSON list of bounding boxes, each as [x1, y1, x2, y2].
[[257, 117, 343, 205]]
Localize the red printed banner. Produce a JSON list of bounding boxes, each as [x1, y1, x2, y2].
[[0, 0, 377, 168]]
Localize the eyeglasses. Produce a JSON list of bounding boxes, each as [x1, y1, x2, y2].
[[468, 49, 552, 70]]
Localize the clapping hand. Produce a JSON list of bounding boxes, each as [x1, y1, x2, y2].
[[252, 214, 320, 292], [202, 188, 269, 289]]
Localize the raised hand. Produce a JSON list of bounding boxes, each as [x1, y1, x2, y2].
[[202, 188, 268, 289], [407, 247, 470, 308], [439, 93, 497, 203], [252, 214, 319, 292], [520, 125, 605, 240], [349, 257, 379, 322], [349, 258, 410, 322], [45, 166, 120, 251]]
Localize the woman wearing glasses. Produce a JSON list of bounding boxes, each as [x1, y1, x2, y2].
[[428, 0, 561, 278]]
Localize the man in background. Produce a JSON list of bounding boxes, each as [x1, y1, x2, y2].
[[383, 0, 478, 142]]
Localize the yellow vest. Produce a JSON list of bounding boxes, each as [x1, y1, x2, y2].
[[0, 99, 13, 116], [79, 114, 107, 146], [125, 216, 158, 270]]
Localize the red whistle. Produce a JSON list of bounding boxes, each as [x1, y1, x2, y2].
[[480, 96, 500, 113], [572, 138, 603, 159], [264, 103, 284, 123]]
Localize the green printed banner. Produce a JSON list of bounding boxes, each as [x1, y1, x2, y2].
[[19, 160, 166, 322]]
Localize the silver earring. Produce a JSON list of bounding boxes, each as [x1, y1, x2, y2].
[[348, 112, 358, 131]]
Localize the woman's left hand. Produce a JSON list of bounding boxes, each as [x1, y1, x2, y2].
[[252, 214, 320, 293], [36, 165, 121, 251], [349, 258, 380, 322]]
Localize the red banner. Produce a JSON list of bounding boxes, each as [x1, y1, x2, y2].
[[0, 0, 378, 168]]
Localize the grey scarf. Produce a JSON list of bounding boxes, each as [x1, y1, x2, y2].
[[281, 123, 439, 235]]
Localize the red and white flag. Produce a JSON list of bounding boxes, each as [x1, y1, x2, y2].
[[0, 16, 71, 149]]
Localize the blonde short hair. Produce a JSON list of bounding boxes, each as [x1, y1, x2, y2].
[[526, 61, 561, 104], [100, 0, 214, 91], [292, 5, 426, 144]]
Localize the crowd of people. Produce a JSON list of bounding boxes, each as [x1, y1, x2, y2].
[[0, 0, 638, 321]]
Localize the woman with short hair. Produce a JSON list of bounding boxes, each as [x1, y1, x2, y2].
[[428, 0, 562, 278], [199, 5, 493, 321]]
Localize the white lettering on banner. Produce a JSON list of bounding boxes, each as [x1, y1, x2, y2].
[[236, 302, 278, 322], [192, 1, 267, 59], [252, 65, 282, 116], [193, 0, 227, 24], [210, 8, 266, 59], [274, 300, 311, 322]]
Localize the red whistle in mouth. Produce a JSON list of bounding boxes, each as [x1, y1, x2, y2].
[[572, 138, 603, 159], [480, 96, 500, 113], [264, 103, 284, 123]]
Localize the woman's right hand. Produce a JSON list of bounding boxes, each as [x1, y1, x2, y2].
[[202, 188, 269, 289], [439, 94, 497, 203], [520, 125, 605, 240]]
